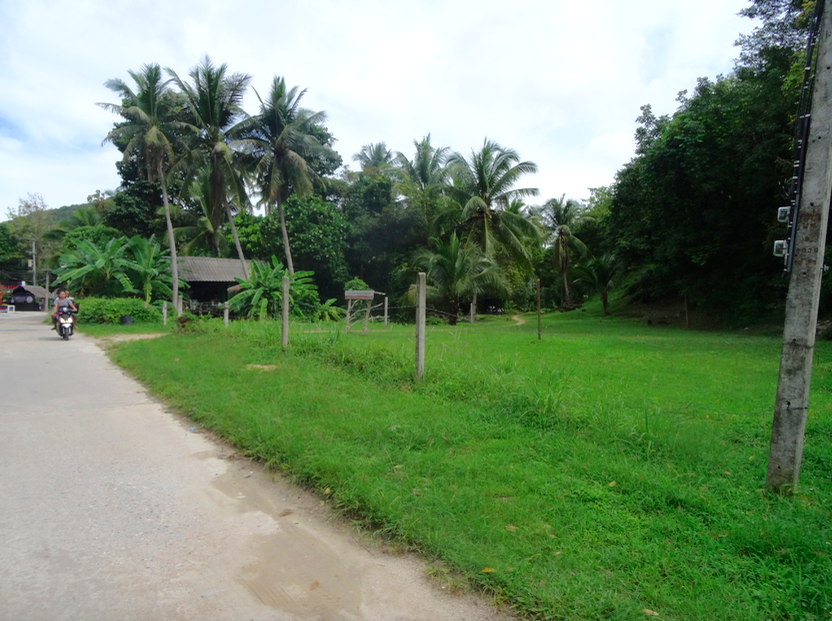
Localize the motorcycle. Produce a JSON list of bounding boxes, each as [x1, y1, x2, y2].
[[56, 309, 76, 340]]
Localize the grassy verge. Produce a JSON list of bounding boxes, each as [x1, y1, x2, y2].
[[107, 313, 832, 620], [77, 322, 171, 338]]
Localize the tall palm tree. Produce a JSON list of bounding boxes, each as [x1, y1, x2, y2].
[[173, 166, 230, 257], [232, 76, 332, 274], [394, 134, 450, 191], [394, 134, 452, 243], [447, 138, 541, 270], [533, 195, 588, 309], [412, 232, 509, 325], [167, 56, 251, 275], [573, 254, 617, 316], [353, 142, 394, 175], [99, 63, 183, 314]]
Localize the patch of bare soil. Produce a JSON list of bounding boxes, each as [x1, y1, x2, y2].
[[100, 333, 169, 344], [511, 314, 526, 326]]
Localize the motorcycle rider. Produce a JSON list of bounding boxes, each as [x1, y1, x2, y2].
[[52, 290, 77, 330]]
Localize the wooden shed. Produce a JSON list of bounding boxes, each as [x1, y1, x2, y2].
[[8, 285, 50, 311]]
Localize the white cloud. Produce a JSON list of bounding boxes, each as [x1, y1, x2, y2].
[[0, 0, 755, 218]]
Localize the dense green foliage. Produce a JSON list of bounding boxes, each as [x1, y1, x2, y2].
[[9, 1, 819, 325], [109, 313, 832, 620], [77, 297, 162, 324]]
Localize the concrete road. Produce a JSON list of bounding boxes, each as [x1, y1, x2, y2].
[[0, 312, 514, 621]]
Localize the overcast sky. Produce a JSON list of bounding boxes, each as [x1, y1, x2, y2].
[[0, 0, 756, 220]]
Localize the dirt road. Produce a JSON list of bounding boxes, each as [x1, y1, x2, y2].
[[0, 312, 514, 621]]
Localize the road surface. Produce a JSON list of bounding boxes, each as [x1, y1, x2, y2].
[[0, 311, 514, 621]]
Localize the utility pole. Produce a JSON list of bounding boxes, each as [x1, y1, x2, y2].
[[31, 240, 36, 286], [767, 0, 832, 494]]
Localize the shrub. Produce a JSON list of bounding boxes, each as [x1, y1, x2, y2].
[[77, 297, 162, 324]]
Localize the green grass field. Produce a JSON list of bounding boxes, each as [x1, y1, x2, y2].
[[104, 310, 832, 620]]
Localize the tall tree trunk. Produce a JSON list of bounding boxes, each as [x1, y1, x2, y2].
[[225, 202, 248, 278], [276, 196, 294, 275], [158, 160, 180, 317]]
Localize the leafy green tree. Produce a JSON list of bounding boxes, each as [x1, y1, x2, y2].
[[55, 237, 138, 297], [105, 179, 165, 239], [447, 139, 541, 270], [167, 56, 251, 275], [0, 223, 24, 276], [258, 195, 349, 301], [100, 63, 183, 313], [232, 76, 333, 274], [608, 70, 796, 313], [59, 225, 123, 258], [228, 255, 319, 319], [412, 233, 509, 325], [5, 193, 57, 282]]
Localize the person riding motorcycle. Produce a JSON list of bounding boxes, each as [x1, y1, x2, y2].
[[52, 290, 77, 331]]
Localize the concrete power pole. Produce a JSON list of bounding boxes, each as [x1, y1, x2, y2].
[[767, 0, 832, 494]]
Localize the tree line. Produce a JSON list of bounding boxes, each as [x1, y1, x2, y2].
[[1, 0, 818, 323]]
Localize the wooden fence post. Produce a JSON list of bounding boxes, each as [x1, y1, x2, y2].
[[282, 275, 289, 350], [384, 296, 388, 326], [162, 301, 167, 326], [223, 302, 229, 328], [537, 279, 542, 341], [415, 272, 426, 381]]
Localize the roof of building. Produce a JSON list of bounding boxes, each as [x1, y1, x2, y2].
[[13, 285, 51, 300], [178, 257, 253, 283]]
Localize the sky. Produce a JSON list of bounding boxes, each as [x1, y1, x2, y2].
[[0, 0, 757, 220]]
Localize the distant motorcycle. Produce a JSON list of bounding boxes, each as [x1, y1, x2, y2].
[[56, 309, 76, 340]]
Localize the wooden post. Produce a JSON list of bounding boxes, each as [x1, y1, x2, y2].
[[223, 301, 229, 328], [282, 276, 289, 349], [362, 301, 371, 335], [345, 299, 353, 332], [162, 301, 167, 326], [537, 279, 542, 341], [384, 296, 388, 326], [415, 272, 426, 381], [767, 0, 832, 495]]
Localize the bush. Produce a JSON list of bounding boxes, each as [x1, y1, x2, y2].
[[77, 297, 162, 324]]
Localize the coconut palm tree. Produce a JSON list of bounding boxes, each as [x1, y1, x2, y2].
[[394, 134, 450, 191], [533, 195, 588, 309], [353, 142, 394, 175], [232, 76, 332, 274], [573, 254, 617, 315], [412, 232, 509, 325], [447, 138, 541, 270], [99, 63, 184, 315], [167, 56, 251, 275], [173, 167, 230, 257], [394, 134, 453, 243]]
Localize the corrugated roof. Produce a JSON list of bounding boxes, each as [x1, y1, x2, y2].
[[14, 285, 51, 300], [177, 257, 252, 283]]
